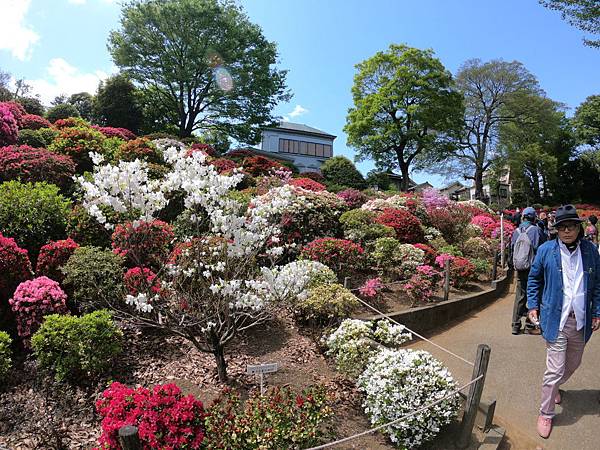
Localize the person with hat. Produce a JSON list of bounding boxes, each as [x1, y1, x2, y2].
[[527, 204, 600, 439], [511, 206, 547, 335]]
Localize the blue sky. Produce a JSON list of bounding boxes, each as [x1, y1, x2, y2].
[[1, 0, 599, 187]]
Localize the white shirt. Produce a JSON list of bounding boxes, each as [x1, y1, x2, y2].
[[559, 240, 586, 331]]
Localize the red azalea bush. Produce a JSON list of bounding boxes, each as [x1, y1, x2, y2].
[[225, 149, 255, 161], [20, 114, 52, 130], [435, 254, 476, 288], [337, 188, 368, 209], [210, 158, 238, 173], [404, 273, 436, 305], [188, 142, 216, 157], [36, 238, 80, 282], [301, 171, 325, 182], [112, 220, 174, 269], [289, 177, 326, 192], [9, 276, 68, 343], [471, 215, 496, 229], [116, 137, 162, 164], [483, 220, 515, 241], [242, 155, 284, 176], [0, 104, 18, 147], [92, 126, 136, 141], [0, 233, 32, 302], [374, 208, 424, 244], [413, 243, 437, 266], [53, 117, 89, 129], [124, 267, 162, 296], [0, 145, 76, 189], [427, 205, 472, 244], [95, 382, 205, 450], [48, 126, 105, 170], [300, 237, 364, 277], [0, 101, 25, 128]]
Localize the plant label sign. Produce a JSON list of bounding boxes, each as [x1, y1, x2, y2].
[[246, 363, 278, 375]]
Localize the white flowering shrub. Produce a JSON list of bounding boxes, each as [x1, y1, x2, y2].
[[325, 319, 411, 377], [458, 199, 494, 214], [396, 244, 425, 278], [358, 349, 460, 449], [423, 226, 442, 243]]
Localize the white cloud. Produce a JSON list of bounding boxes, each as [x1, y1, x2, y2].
[[283, 104, 309, 122], [67, 0, 87, 4], [26, 58, 111, 105], [0, 0, 40, 61]]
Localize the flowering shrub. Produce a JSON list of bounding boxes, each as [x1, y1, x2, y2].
[[242, 155, 284, 176], [0, 101, 25, 127], [358, 277, 384, 300], [111, 220, 174, 269], [288, 177, 326, 192], [48, 126, 106, 170], [0, 181, 71, 259], [435, 254, 476, 288], [9, 276, 68, 343], [471, 214, 496, 229], [337, 188, 368, 209], [483, 220, 515, 241], [0, 103, 18, 146], [66, 205, 112, 248], [0, 233, 32, 302], [116, 137, 162, 164], [0, 331, 11, 380], [301, 171, 325, 182], [413, 243, 437, 265], [20, 113, 51, 130], [210, 157, 239, 173], [427, 205, 472, 244], [295, 283, 359, 324], [325, 318, 411, 377], [374, 208, 424, 243], [404, 273, 436, 305], [204, 385, 331, 449], [124, 267, 162, 296], [95, 381, 204, 450], [189, 142, 216, 157], [339, 209, 395, 244], [300, 238, 364, 277], [53, 117, 89, 129], [470, 257, 492, 279], [458, 199, 494, 215], [358, 349, 460, 449], [422, 188, 450, 209], [36, 238, 79, 282], [32, 310, 122, 381], [369, 239, 425, 280], [0, 145, 76, 189], [92, 126, 136, 140], [465, 223, 483, 238], [62, 246, 125, 312], [463, 237, 493, 259]]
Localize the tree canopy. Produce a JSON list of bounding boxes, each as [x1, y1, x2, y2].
[[94, 74, 143, 133], [344, 44, 463, 192], [108, 0, 290, 139], [539, 0, 600, 48], [573, 94, 600, 148]]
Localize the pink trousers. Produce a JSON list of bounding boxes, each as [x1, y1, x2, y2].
[[540, 316, 586, 418]]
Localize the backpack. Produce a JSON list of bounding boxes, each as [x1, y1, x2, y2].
[[513, 225, 534, 271]]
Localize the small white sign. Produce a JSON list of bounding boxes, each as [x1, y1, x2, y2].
[[246, 363, 278, 375]]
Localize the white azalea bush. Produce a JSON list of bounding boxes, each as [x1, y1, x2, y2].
[[358, 348, 460, 449], [325, 319, 412, 377]]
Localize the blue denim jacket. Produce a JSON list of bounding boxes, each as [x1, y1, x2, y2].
[[527, 239, 600, 343]]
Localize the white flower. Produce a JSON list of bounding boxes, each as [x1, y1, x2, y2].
[[125, 293, 153, 313]]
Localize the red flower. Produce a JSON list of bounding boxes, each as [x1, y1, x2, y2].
[[289, 177, 326, 192], [375, 208, 424, 244]]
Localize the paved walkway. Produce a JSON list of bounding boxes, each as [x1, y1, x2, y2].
[[409, 278, 600, 450]]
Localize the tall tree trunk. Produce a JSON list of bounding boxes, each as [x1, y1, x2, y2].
[[213, 345, 228, 382], [399, 162, 410, 192], [474, 167, 484, 201]]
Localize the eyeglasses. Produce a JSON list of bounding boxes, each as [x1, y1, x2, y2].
[[557, 223, 579, 231]]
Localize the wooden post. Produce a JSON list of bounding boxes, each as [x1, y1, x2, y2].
[[443, 258, 451, 302], [500, 213, 505, 268], [457, 344, 491, 448], [491, 250, 499, 281], [118, 425, 141, 450], [343, 276, 350, 289]]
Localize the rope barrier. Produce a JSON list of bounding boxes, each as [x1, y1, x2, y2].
[[303, 374, 484, 450], [351, 293, 475, 367]]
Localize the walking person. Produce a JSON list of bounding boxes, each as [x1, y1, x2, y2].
[[585, 215, 598, 245], [511, 207, 547, 335], [527, 204, 600, 438]]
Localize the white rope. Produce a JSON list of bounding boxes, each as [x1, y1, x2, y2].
[[351, 294, 475, 367], [303, 374, 483, 450]]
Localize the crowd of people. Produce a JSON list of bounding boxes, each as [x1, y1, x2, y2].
[[507, 204, 600, 439]]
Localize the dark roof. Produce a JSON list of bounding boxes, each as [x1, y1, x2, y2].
[[440, 181, 466, 191], [264, 122, 336, 139]]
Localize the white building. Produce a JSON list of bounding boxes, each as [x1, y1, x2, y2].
[[260, 122, 336, 173]]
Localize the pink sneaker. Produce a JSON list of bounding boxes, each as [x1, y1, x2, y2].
[[555, 391, 561, 404], [537, 415, 552, 438]]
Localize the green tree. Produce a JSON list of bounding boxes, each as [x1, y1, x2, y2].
[[539, 1, 600, 48], [344, 44, 463, 192], [573, 95, 600, 148], [17, 96, 45, 116], [321, 156, 366, 190], [46, 103, 80, 123], [68, 92, 95, 122], [441, 59, 541, 200], [108, 0, 290, 139], [94, 74, 143, 133]]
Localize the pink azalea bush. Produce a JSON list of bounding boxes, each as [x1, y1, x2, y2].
[[9, 276, 68, 343], [358, 277, 384, 299], [471, 215, 496, 229], [422, 188, 450, 209], [0, 233, 32, 302], [92, 126, 136, 141], [36, 238, 80, 283], [337, 188, 368, 209], [95, 382, 205, 450], [404, 273, 436, 305], [20, 114, 52, 130], [0, 101, 25, 128], [0, 104, 18, 147]]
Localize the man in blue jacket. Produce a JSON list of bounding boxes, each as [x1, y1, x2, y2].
[[527, 204, 600, 439], [511, 207, 546, 334]]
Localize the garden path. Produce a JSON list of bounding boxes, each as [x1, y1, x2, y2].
[[409, 278, 600, 450]]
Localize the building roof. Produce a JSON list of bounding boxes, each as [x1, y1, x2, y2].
[[264, 122, 337, 139], [440, 181, 466, 191]]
